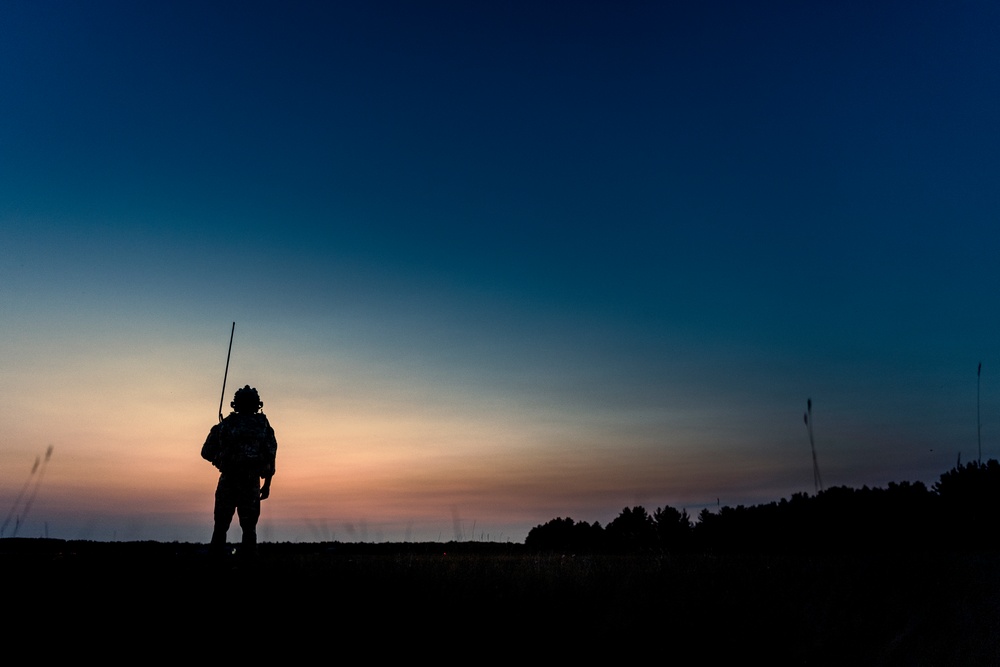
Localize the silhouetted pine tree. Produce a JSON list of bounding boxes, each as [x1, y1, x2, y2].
[[605, 506, 657, 551]]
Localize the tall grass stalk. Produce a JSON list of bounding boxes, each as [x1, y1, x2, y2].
[[804, 399, 823, 494], [3, 445, 54, 538], [1, 455, 40, 538], [978, 362, 982, 465]]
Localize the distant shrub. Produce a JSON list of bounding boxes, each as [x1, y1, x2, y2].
[[525, 517, 604, 552], [529, 460, 1000, 553]]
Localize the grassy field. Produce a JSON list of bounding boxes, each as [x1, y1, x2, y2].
[[4, 538, 998, 663]]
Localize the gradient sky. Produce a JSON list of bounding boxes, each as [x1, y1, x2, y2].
[[2, 1, 999, 543]]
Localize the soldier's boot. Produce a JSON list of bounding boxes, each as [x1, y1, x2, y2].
[[239, 529, 259, 566]]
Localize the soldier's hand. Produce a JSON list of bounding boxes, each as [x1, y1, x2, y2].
[[260, 484, 271, 500]]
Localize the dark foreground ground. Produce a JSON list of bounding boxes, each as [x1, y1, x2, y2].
[[3, 538, 998, 663]]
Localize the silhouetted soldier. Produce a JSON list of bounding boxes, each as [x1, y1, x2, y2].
[[201, 384, 278, 561]]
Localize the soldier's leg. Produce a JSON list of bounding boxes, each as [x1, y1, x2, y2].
[[210, 476, 237, 556], [236, 476, 262, 558]]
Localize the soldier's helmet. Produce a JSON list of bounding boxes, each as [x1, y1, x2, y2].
[[231, 385, 263, 413]]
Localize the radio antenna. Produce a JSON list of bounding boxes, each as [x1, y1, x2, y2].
[[218, 322, 235, 422]]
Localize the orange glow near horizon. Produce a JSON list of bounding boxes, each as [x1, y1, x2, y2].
[[1, 314, 961, 544], [2, 365, 740, 542]]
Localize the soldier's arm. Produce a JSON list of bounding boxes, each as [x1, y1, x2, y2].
[[260, 418, 276, 500]]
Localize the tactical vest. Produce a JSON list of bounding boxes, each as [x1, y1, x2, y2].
[[209, 413, 274, 476]]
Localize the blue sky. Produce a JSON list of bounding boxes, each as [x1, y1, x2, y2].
[[2, 1, 999, 542]]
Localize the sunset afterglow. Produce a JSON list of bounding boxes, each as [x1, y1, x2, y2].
[[3, 2, 999, 543]]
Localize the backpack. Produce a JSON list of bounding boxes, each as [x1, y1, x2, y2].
[[203, 413, 273, 475]]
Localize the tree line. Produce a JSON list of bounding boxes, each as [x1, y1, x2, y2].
[[526, 459, 1000, 553]]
